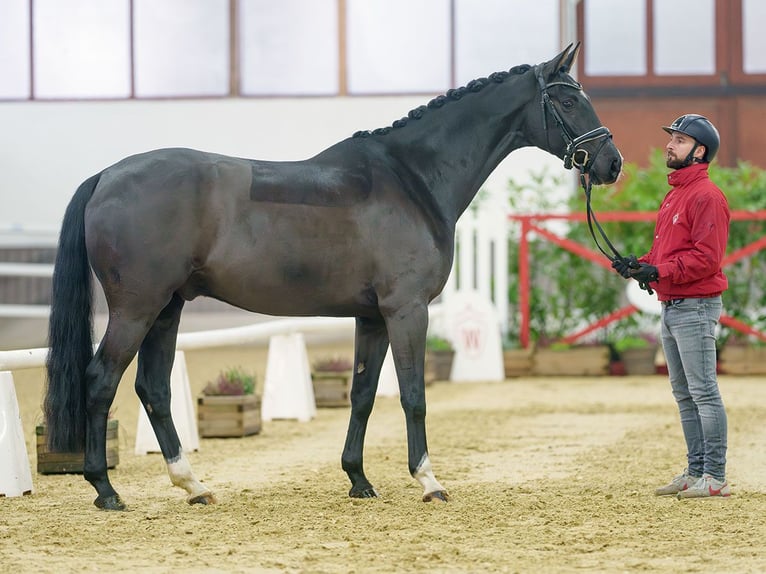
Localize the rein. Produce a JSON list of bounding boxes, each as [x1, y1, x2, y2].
[[535, 66, 625, 263]]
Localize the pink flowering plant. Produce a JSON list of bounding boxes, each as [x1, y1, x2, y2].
[[312, 356, 354, 373], [202, 366, 256, 396]]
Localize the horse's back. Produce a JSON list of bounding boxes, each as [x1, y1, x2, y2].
[[83, 145, 450, 317]]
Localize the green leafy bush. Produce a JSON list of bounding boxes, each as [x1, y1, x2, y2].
[[504, 150, 766, 347], [426, 335, 453, 351]]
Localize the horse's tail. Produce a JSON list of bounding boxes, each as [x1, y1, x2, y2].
[[44, 172, 101, 452]]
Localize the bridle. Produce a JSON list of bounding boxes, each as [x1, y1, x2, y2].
[[535, 65, 626, 265]]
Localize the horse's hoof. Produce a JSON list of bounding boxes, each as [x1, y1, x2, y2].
[[423, 490, 450, 503], [188, 492, 217, 505], [94, 494, 126, 511], [349, 486, 379, 499]]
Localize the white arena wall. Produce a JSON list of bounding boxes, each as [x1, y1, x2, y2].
[[0, 96, 573, 348], [0, 96, 570, 234]]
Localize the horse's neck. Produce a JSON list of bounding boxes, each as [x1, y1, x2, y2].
[[384, 80, 534, 222]]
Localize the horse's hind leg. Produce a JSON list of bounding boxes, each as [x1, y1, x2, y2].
[[135, 294, 215, 505], [342, 317, 389, 498], [84, 318, 153, 510]]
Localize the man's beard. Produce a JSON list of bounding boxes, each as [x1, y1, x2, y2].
[[666, 153, 686, 169]]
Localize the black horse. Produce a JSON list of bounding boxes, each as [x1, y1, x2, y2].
[[44, 44, 621, 510]]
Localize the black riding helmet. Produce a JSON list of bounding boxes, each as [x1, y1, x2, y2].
[[662, 114, 720, 163]]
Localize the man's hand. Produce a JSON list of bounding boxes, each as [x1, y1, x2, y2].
[[630, 263, 658, 283], [630, 263, 659, 294], [611, 255, 639, 279]]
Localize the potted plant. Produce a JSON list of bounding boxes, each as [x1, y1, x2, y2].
[[425, 335, 455, 384], [311, 356, 354, 407], [36, 413, 119, 474], [197, 366, 261, 438], [501, 335, 535, 378], [614, 335, 658, 376], [531, 341, 612, 376]]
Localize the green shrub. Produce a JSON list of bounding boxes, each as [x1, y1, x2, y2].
[[504, 150, 766, 347]]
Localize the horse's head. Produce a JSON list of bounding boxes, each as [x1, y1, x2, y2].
[[528, 43, 622, 185]]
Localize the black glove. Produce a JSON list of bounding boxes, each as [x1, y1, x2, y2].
[[611, 255, 639, 279], [630, 263, 659, 295], [630, 263, 658, 283]]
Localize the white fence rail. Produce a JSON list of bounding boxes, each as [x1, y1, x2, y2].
[[0, 307, 450, 372], [0, 316, 351, 371]]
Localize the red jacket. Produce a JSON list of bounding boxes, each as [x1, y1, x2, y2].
[[639, 162, 729, 301]]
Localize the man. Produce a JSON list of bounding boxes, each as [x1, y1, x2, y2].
[[613, 114, 731, 499]]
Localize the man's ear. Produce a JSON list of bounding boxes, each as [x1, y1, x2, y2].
[[694, 144, 707, 161]]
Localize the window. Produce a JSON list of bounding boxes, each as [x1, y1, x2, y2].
[[454, 0, 559, 85], [346, 0, 451, 94], [134, 0, 229, 97], [653, 0, 715, 76], [239, 0, 339, 96], [33, 0, 130, 99], [743, 0, 766, 74], [0, 0, 30, 99], [579, 0, 723, 86], [584, 0, 645, 76]]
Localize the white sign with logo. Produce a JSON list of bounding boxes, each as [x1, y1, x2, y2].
[[443, 291, 504, 382]]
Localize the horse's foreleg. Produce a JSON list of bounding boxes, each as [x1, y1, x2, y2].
[[136, 295, 215, 506], [386, 303, 449, 502], [342, 317, 389, 498]]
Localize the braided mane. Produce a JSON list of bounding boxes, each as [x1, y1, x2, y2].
[[352, 64, 532, 138]]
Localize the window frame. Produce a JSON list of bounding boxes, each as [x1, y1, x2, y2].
[[576, 0, 734, 90]]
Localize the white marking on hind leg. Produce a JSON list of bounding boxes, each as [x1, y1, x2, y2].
[[166, 453, 213, 502], [413, 453, 445, 497]]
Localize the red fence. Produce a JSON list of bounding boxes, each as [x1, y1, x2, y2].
[[512, 210, 766, 349]]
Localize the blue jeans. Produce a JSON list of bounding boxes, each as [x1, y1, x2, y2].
[[661, 296, 727, 480]]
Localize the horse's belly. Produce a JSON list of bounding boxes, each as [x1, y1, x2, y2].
[[190, 267, 380, 318]]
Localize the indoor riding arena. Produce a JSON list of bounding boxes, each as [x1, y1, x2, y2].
[[4, 348, 766, 573], [3, 2, 766, 574]]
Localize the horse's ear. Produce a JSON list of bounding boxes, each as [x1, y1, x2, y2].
[[552, 42, 581, 75], [558, 42, 581, 73]]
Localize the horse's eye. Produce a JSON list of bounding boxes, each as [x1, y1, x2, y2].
[[561, 98, 575, 110]]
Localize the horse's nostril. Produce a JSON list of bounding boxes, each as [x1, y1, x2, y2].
[[610, 158, 622, 180]]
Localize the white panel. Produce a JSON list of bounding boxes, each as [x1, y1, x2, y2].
[[134, 0, 229, 97], [346, 0, 450, 94], [743, 0, 766, 74], [33, 0, 130, 98], [454, 0, 559, 86], [584, 0, 646, 76], [240, 0, 339, 95], [0, 0, 30, 99], [654, 0, 715, 75]]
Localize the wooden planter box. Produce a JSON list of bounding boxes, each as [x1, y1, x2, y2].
[[36, 419, 119, 474], [719, 345, 766, 375], [503, 348, 535, 378], [197, 394, 262, 438], [621, 347, 658, 375], [312, 371, 352, 407], [532, 345, 611, 376], [425, 349, 455, 384]]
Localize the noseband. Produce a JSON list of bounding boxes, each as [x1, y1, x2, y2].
[[535, 66, 625, 264], [534, 65, 612, 174]]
